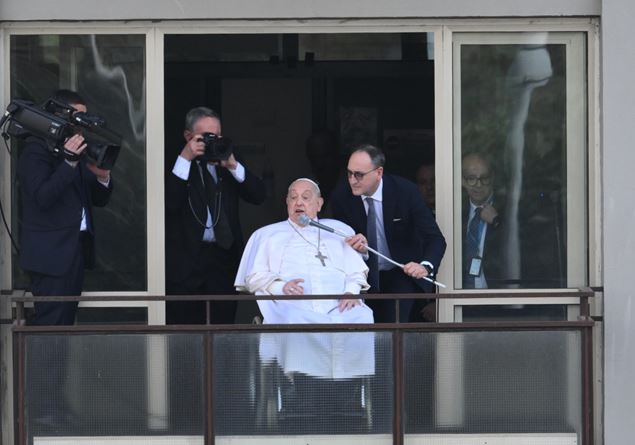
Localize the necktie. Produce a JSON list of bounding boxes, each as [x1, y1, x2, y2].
[[365, 197, 380, 292], [463, 207, 482, 289], [201, 165, 234, 250]]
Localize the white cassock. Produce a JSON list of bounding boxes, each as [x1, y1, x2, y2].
[[235, 218, 375, 378], [257, 331, 375, 379], [234, 218, 374, 324]]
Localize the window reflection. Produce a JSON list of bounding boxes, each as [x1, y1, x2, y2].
[[459, 42, 574, 289], [10, 34, 147, 291]]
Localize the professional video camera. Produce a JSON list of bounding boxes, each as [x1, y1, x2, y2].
[[199, 132, 233, 162], [0, 98, 122, 170]]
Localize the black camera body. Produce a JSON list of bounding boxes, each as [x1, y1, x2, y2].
[[0, 98, 122, 170], [68, 109, 121, 170], [199, 132, 233, 162]]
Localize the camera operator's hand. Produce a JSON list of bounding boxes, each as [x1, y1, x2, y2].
[[218, 153, 238, 170], [180, 134, 205, 161], [63, 134, 87, 166], [87, 162, 111, 184]]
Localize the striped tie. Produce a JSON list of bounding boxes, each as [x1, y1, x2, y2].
[[463, 207, 482, 289]]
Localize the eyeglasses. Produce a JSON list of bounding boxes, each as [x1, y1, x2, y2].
[[347, 167, 380, 181], [463, 175, 492, 186]]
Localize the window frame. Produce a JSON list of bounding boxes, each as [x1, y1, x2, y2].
[[0, 18, 601, 324], [436, 20, 599, 321], [0, 24, 165, 322], [451, 31, 587, 290]]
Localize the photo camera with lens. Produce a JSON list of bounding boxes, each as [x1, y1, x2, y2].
[[0, 98, 122, 170], [199, 132, 233, 162]]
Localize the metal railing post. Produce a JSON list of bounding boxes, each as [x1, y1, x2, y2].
[[393, 329, 404, 445], [205, 332, 215, 445]]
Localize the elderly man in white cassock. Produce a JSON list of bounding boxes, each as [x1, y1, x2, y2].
[[235, 178, 374, 324], [235, 178, 374, 380]]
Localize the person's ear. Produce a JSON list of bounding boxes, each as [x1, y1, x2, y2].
[[184, 130, 193, 141], [317, 197, 324, 212]]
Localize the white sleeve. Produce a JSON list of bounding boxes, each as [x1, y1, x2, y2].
[[228, 162, 246, 183], [235, 227, 283, 295], [343, 240, 370, 294], [172, 155, 191, 180]]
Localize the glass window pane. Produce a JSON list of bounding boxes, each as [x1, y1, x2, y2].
[[26, 333, 205, 439], [454, 33, 587, 289], [404, 331, 582, 437], [10, 34, 147, 291]]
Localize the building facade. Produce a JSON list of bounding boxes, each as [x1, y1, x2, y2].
[[0, 1, 632, 444]]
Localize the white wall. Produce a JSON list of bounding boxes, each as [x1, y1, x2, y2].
[[602, 0, 635, 444], [0, 0, 600, 22]]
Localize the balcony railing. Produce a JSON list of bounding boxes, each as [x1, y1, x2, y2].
[[11, 290, 595, 445]]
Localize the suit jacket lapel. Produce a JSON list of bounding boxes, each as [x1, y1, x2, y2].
[[190, 162, 208, 209], [351, 193, 366, 234]]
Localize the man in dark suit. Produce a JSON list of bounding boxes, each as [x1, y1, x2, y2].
[[18, 90, 113, 430], [461, 152, 505, 289], [331, 144, 446, 323], [18, 89, 113, 326], [462, 152, 565, 290], [165, 106, 265, 324]]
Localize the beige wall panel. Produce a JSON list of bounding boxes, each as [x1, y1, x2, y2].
[[602, 0, 635, 443]]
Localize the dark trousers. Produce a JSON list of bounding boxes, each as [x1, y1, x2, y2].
[[28, 232, 88, 326], [366, 268, 426, 323], [27, 232, 88, 425], [166, 242, 238, 324]]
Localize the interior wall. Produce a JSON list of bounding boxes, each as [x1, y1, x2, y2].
[[222, 77, 313, 236], [0, 0, 600, 22]]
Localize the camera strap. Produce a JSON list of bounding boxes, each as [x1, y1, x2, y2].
[[201, 166, 233, 250]]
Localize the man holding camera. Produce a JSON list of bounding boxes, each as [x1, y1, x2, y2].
[[165, 106, 265, 324], [18, 89, 113, 326]]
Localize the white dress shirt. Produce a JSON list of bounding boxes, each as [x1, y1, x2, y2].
[[172, 155, 245, 242]]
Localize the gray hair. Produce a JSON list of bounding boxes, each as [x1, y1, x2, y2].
[[184, 107, 221, 131], [351, 144, 386, 168]]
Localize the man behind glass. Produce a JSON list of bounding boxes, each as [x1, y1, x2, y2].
[[461, 152, 504, 289], [462, 151, 565, 289], [416, 161, 436, 213], [18, 89, 113, 325], [18, 89, 113, 430]]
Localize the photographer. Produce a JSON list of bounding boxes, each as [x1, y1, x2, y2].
[[18, 89, 113, 326], [165, 106, 265, 324]]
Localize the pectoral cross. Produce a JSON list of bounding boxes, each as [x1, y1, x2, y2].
[[315, 250, 327, 267]]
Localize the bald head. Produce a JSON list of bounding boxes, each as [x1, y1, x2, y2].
[[462, 153, 494, 206]]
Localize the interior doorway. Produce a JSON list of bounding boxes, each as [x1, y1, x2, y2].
[[163, 32, 436, 320]]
